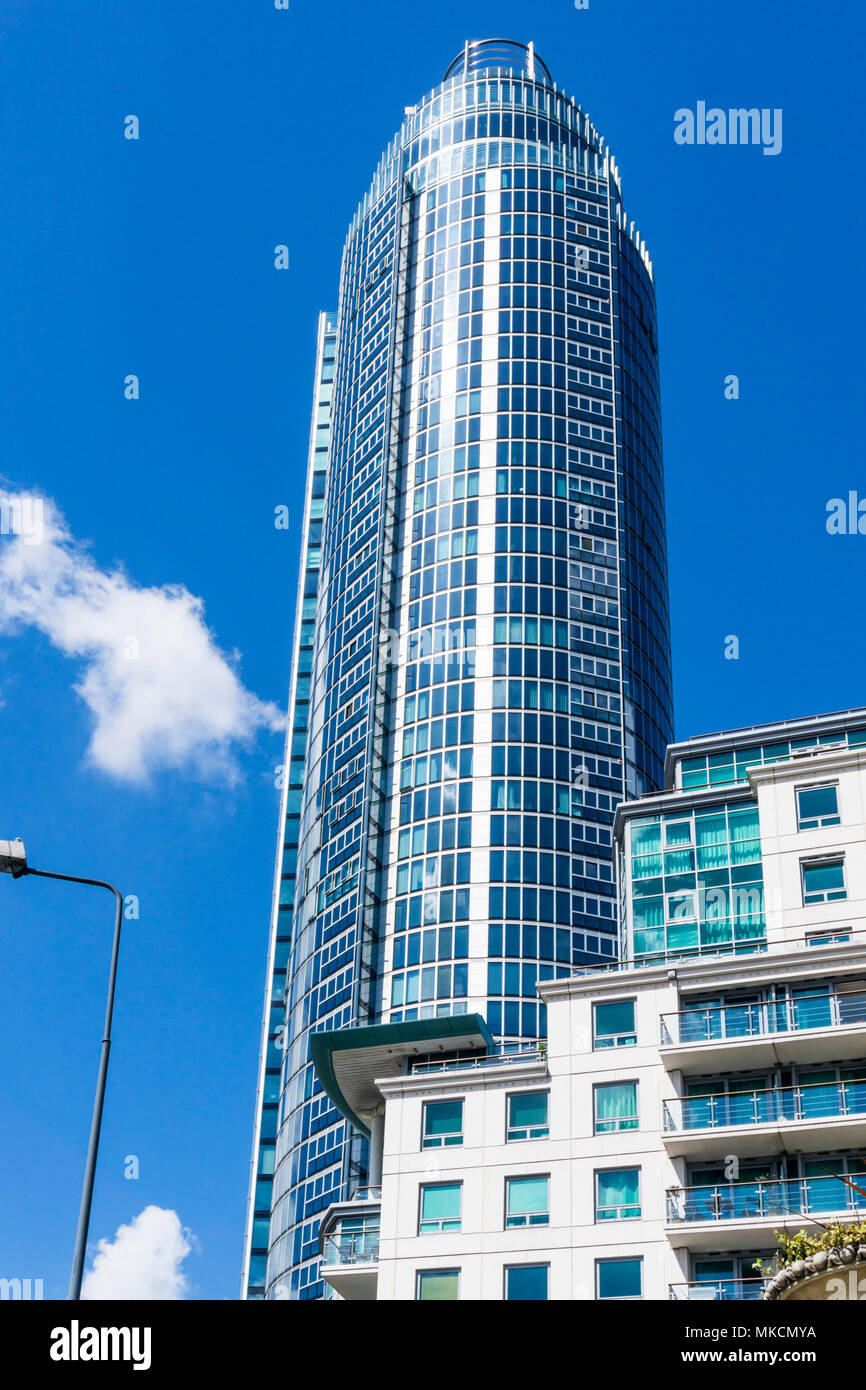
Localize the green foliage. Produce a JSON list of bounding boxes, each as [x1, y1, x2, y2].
[[755, 1219, 866, 1273]]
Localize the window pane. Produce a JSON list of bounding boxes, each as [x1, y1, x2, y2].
[[798, 786, 839, 825], [594, 1000, 635, 1045], [596, 1168, 640, 1219], [508, 1092, 548, 1130], [417, 1270, 458, 1301], [804, 861, 844, 890], [803, 860, 846, 901], [630, 821, 661, 853], [595, 1082, 638, 1131], [598, 1258, 642, 1299], [507, 1177, 548, 1212], [421, 1183, 461, 1220], [506, 1176, 549, 1222], [505, 1264, 548, 1300], [423, 1100, 463, 1146]]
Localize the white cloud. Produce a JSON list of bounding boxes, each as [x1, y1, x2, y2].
[[0, 489, 284, 782], [81, 1205, 194, 1301]]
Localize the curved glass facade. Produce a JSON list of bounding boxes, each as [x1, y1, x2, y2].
[[243, 39, 673, 1300]]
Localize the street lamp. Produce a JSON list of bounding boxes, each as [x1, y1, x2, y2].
[[0, 838, 124, 1300]]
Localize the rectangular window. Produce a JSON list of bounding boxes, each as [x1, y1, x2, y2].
[[595, 1168, 641, 1221], [593, 999, 636, 1049], [416, 1269, 459, 1300], [422, 1099, 464, 1149], [797, 784, 840, 830], [505, 1263, 549, 1300], [594, 1081, 638, 1133], [506, 1091, 549, 1141], [505, 1175, 549, 1228], [597, 1257, 643, 1300], [802, 858, 847, 905], [419, 1182, 462, 1233]]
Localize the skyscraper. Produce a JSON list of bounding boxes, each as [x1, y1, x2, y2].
[[243, 38, 673, 1300]]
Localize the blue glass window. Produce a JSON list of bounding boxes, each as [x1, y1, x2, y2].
[[597, 1257, 642, 1299], [422, 1099, 464, 1149], [593, 999, 636, 1048], [505, 1263, 549, 1300], [797, 785, 840, 830], [507, 1091, 549, 1141], [802, 859, 846, 905]]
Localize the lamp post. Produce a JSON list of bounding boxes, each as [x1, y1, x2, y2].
[[0, 838, 124, 1300]]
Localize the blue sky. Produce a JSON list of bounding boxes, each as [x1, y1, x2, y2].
[[0, 0, 864, 1299]]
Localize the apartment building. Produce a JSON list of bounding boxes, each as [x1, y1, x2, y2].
[[311, 707, 866, 1299]]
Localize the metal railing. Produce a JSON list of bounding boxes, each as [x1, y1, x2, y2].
[[347, 1186, 382, 1203], [660, 988, 866, 1047], [572, 922, 866, 978], [321, 1225, 380, 1268], [666, 1175, 866, 1223], [410, 1044, 545, 1075], [663, 1078, 866, 1132], [669, 1278, 768, 1301]]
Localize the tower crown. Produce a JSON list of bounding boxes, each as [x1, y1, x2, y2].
[[444, 38, 552, 85]]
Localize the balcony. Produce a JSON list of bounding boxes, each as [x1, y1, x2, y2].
[[409, 1043, 545, 1076], [659, 987, 866, 1073], [665, 1175, 866, 1251], [662, 1078, 866, 1158], [669, 1278, 769, 1301], [319, 1189, 381, 1301]]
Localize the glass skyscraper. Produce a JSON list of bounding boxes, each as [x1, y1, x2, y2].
[[242, 38, 673, 1300]]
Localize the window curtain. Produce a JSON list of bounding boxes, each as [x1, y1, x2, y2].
[[728, 807, 761, 864], [597, 1169, 639, 1208], [596, 1082, 636, 1125], [695, 814, 728, 869]]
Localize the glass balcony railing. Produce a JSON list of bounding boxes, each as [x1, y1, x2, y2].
[[669, 1279, 769, 1301], [409, 1044, 545, 1075], [321, 1222, 380, 1268], [660, 988, 866, 1047], [663, 1078, 866, 1132], [666, 1175, 866, 1223]]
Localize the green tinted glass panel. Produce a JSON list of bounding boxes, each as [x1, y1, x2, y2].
[[509, 1092, 548, 1130], [507, 1177, 548, 1214], [423, 1100, 463, 1139], [421, 1184, 461, 1220], [595, 1000, 635, 1038], [597, 1169, 639, 1207], [631, 822, 661, 853], [803, 862, 844, 892], [417, 1271, 458, 1300]]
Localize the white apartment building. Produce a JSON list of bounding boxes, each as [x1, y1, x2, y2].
[[312, 708, 866, 1300]]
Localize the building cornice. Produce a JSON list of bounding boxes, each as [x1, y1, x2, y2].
[[662, 707, 866, 786], [376, 1058, 548, 1099], [538, 941, 866, 1003], [748, 745, 866, 790]]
